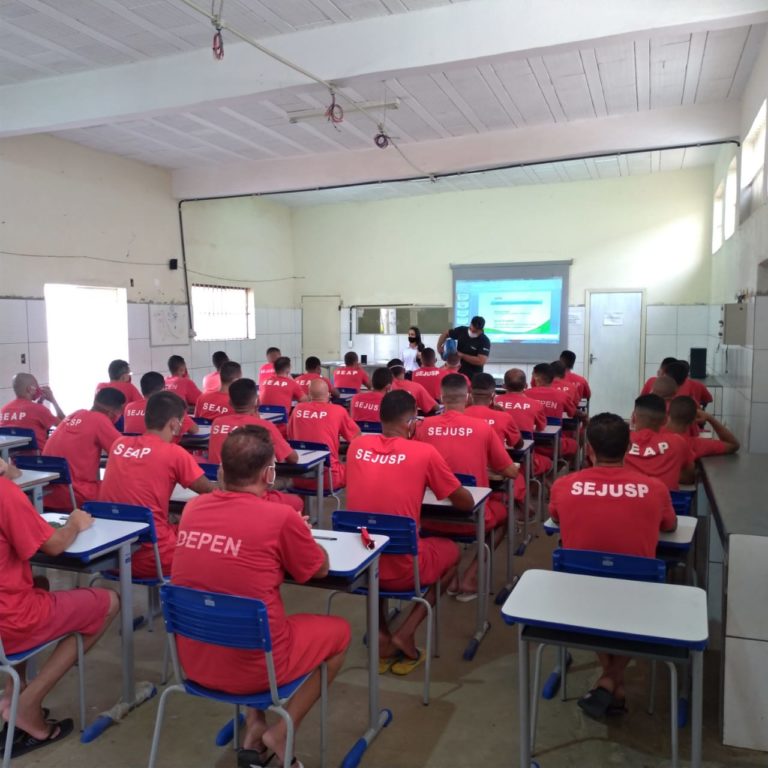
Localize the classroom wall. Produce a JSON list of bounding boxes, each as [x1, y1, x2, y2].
[[290, 167, 714, 308]]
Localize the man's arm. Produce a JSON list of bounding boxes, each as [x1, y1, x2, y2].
[[700, 410, 740, 453], [437, 329, 450, 355], [448, 485, 475, 511], [311, 546, 330, 579], [501, 461, 520, 479], [458, 352, 488, 367], [679, 462, 695, 485], [39, 508, 93, 556], [40, 386, 65, 420], [189, 475, 216, 494]]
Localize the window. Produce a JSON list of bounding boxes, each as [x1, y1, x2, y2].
[[741, 100, 767, 219], [190, 285, 255, 340], [712, 180, 725, 253], [725, 158, 738, 240]]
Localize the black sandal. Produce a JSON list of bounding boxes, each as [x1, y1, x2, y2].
[[577, 686, 614, 720]]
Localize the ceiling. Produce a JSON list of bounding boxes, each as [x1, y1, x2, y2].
[[1, 1, 766, 196], [262, 144, 726, 206]]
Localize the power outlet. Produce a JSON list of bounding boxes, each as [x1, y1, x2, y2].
[[20, 353, 26, 364]]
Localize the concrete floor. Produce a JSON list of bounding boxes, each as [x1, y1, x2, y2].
[[12, 511, 767, 768]]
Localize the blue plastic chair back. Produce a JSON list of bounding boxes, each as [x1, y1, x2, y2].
[[356, 420, 382, 434], [197, 463, 219, 481], [670, 490, 694, 516], [258, 405, 288, 424], [83, 501, 158, 545], [546, 416, 563, 426], [192, 416, 212, 426], [14, 455, 73, 485], [520, 430, 534, 440], [337, 387, 357, 395], [160, 584, 272, 652], [552, 548, 665, 583], [114, 416, 125, 433], [0, 426, 38, 452], [454, 473, 477, 487], [333, 510, 418, 556]]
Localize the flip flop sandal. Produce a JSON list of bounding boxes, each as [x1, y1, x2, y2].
[[11, 718, 73, 759], [390, 650, 426, 676], [577, 687, 614, 721], [0, 708, 50, 741], [455, 591, 478, 603], [378, 653, 403, 674], [607, 697, 628, 716], [237, 746, 275, 768]]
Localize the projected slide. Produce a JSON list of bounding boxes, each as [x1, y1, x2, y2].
[[455, 278, 563, 343]]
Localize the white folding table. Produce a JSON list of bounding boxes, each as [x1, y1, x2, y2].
[[502, 569, 708, 768], [13, 469, 60, 513], [0, 434, 31, 460]]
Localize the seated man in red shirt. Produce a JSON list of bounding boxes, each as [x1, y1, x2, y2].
[[640, 357, 678, 396], [259, 357, 308, 434], [388, 360, 439, 415], [194, 361, 241, 420], [675, 360, 713, 409], [294, 356, 340, 399], [550, 412, 676, 719], [124, 372, 198, 441], [0, 459, 119, 752], [465, 373, 523, 449], [526, 363, 578, 460], [412, 348, 443, 401], [100, 392, 215, 578], [665, 396, 740, 459], [350, 367, 391, 423], [332, 351, 371, 392], [1, 373, 64, 451], [43, 387, 126, 510], [624, 394, 695, 489], [202, 350, 228, 394], [415, 374, 519, 600], [550, 360, 580, 411], [346, 390, 473, 673], [559, 350, 591, 401], [165, 355, 201, 408], [288, 378, 359, 490], [439, 353, 471, 390], [171, 426, 350, 768], [96, 359, 142, 403], [258, 347, 281, 388]]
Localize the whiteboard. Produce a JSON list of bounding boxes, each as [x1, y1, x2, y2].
[[150, 304, 189, 346]]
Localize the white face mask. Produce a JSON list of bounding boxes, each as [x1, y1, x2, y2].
[[468, 330, 480, 339]]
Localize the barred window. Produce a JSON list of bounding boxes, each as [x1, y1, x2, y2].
[[191, 285, 255, 340]]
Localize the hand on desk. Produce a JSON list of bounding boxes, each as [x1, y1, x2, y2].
[[0, 458, 21, 480], [69, 507, 95, 533]]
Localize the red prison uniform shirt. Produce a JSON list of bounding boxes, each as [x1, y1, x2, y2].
[[122, 397, 196, 443], [682, 433, 730, 460], [464, 404, 521, 448], [208, 413, 293, 466], [415, 410, 518, 525], [165, 375, 201, 407], [258, 375, 305, 414], [412, 366, 443, 401], [494, 393, 551, 475], [524, 387, 578, 458], [0, 478, 111, 653], [99, 433, 204, 577], [565, 370, 591, 400], [623, 428, 694, 491], [96, 380, 142, 404], [43, 409, 121, 509], [345, 434, 460, 590], [392, 378, 437, 414], [332, 366, 370, 392], [350, 390, 385, 423], [202, 370, 221, 394], [550, 465, 676, 558], [258, 363, 275, 388], [288, 401, 359, 489], [171, 490, 350, 693], [294, 373, 335, 397], [553, 379, 580, 411], [0, 397, 58, 451], [194, 391, 231, 420]]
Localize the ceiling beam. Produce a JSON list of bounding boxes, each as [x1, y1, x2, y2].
[[2, 0, 767, 137]]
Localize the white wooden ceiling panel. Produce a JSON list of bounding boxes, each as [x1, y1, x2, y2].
[[442, 68, 512, 131], [493, 60, 554, 125]]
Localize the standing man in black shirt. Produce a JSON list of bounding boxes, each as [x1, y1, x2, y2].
[[437, 316, 491, 379]]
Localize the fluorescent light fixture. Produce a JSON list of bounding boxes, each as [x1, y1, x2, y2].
[[287, 99, 400, 124]]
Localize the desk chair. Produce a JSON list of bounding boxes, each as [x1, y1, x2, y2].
[[1, 632, 85, 768], [14, 455, 77, 511], [545, 416, 571, 472], [531, 550, 680, 765], [355, 420, 382, 434], [670, 490, 695, 516], [286, 439, 341, 515], [147, 585, 327, 768], [198, 463, 219, 482], [0, 426, 38, 455], [192, 416, 212, 426], [258, 405, 288, 424], [329, 511, 439, 705]]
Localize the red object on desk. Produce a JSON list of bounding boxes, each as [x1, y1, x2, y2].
[[359, 526, 375, 550]]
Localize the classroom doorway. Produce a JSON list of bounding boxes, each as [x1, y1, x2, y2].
[[585, 290, 644, 418], [45, 284, 129, 414], [302, 295, 340, 362]]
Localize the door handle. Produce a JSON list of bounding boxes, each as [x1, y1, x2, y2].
[[589, 353, 597, 364]]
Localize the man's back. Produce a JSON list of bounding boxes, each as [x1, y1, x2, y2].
[[350, 390, 385, 422], [391, 377, 437, 413], [96, 380, 141, 403], [332, 366, 370, 391], [0, 397, 58, 450], [526, 385, 574, 418], [208, 413, 292, 465], [550, 465, 675, 558], [564, 370, 591, 400], [624, 428, 693, 490], [165, 375, 201, 407], [495, 392, 546, 433], [288, 401, 357, 459], [412, 366, 442, 400], [464, 404, 521, 448], [194, 391, 231, 420], [258, 375, 303, 411]]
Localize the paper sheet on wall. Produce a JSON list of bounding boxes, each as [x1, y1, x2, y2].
[[150, 304, 189, 346], [603, 312, 624, 326]]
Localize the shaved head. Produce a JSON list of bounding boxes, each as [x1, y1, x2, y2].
[[308, 378, 330, 401], [651, 375, 678, 401], [441, 373, 469, 408], [12, 372, 37, 397], [504, 368, 527, 392]]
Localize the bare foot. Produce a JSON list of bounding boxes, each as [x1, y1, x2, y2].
[[390, 633, 419, 660], [379, 633, 398, 658], [4, 701, 50, 741], [242, 709, 268, 751], [261, 726, 286, 764]]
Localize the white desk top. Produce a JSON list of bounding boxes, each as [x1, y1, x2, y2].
[[543, 516, 697, 547], [535, 425, 562, 436], [259, 410, 285, 423], [0, 434, 31, 450], [422, 485, 491, 511], [41, 513, 148, 561], [14, 469, 60, 490], [311, 529, 388, 577], [509, 439, 534, 455], [193, 424, 211, 437], [502, 569, 708, 649]]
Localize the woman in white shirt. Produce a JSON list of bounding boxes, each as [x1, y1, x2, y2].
[[402, 326, 425, 375]]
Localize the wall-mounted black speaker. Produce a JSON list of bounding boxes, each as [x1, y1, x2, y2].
[[690, 347, 707, 379], [169, 259, 178, 270]]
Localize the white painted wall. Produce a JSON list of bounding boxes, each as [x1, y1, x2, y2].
[[0, 134, 183, 302], [289, 167, 714, 307]]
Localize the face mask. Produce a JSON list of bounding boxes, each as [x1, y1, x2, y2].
[[408, 337, 416, 343], [468, 331, 480, 339]]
